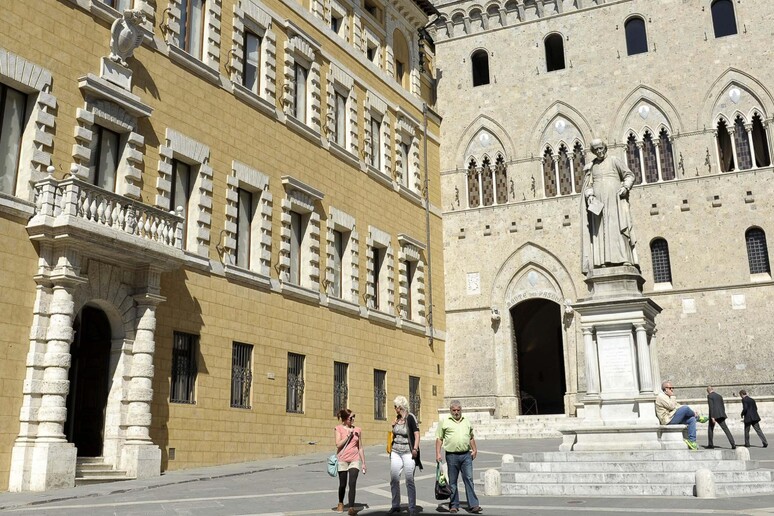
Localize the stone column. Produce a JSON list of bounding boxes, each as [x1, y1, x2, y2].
[[583, 327, 599, 396], [120, 287, 164, 479], [653, 140, 663, 182], [728, 125, 739, 171], [745, 122, 757, 169], [634, 323, 653, 393]]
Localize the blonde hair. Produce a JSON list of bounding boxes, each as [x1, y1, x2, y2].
[[393, 395, 409, 415]]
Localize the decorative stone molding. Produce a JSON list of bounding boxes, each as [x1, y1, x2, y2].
[[278, 176, 323, 290], [394, 110, 421, 193], [230, 0, 278, 109], [325, 63, 359, 155], [325, 207, 359, 304], [366, 225, 394, 314], [283, 30, 322, 131], [397, 233, 426, 323], [164, 0, 222, 71]]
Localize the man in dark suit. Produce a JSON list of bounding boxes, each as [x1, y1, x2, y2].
[[706, 386, 736, 449], [740, 389, 768, 448]]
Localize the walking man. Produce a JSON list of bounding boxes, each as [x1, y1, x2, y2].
[[436, 401, 482, 514], [656, 380, 708, 450], [706, 386, 736, 449], [740, 389, 768, 448]]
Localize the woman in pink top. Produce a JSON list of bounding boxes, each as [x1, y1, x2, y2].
[[335, 408, 366, 515]]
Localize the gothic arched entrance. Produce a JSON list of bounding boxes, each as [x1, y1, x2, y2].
[[512, 298, 566, 415], [65, 305, 112, 457]]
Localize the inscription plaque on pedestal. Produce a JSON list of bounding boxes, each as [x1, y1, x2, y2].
[[598, 334, 636, 392]]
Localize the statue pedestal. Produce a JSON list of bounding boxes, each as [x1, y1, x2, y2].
[[563, 266, 669, 450]]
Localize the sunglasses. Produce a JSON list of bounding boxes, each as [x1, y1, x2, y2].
[[349, 415, 356, 420]]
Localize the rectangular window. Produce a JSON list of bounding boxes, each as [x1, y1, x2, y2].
[[400, 141, 410, 187], [88, 125, 121, 192], [367, 44, 377, 63], [395, 60, 405, 85], [0, 84, 28, 195], [370, 117, 381, 169], [372, 246, 383, 309], [333, 361, 348, 416], [180, 0, 206, 59], [374, 369, 386, 420], [289, 210, 307, 284], [405, 259, 415, 319], [170, 159, 194, 245], [335, 92, 346, 147], [330, 14, 342, 33], [332, 229, 344, 298], [231, 342, 253, 408], [103, 0, 133, 9], [236, 188, 256, 269], [243, 30, 261, 94], [364, 0, 382, 22], [286, 352, 305, 413], [409, 375, 420, 422], [171, 331, 198, 403], [294, 63, 308, 121]]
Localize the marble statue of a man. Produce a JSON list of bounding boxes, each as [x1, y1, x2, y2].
[[580, 138, 639, 275]]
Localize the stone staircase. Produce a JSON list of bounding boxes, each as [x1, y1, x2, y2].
[[480, 449, 774, 497], [423, 415, 578, 441], [75, 457, 134, 486]]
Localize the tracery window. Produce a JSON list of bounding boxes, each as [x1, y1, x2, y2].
[[467, 158, 481, 208], [495, 155, 508, 204], [650, 238, 672, 284], [751, 113, 771, 167], [626, 133, 643, 184], [471, 50, 490, 87], [572, 142, 585, 193], [557, 145, 572, 196], [625, 130, 676, 184], [711, 0, 737, 38], [544, 34, 565, 72], [480, 157, 494, 206], [734, 116, 752, 171], [658, 129, 676, 180], [625, 16, 648, 56], [746, 227, 770, 275], [716, 118, 734, 172], [716, 114, 769, 172], [642, 132, 658, 184], [542, 147, 557, 197]]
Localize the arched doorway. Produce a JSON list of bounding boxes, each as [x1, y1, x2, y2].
[[65, 305, 112, 457], [512, 298, 566, 414]]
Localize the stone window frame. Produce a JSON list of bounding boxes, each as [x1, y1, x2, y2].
[[163, 0, 222, 82], [397, 233, 426, 324], [710, 0, 739, 39], [71, 100, 145, 200], [362, 25, 383, 69], [713, 104, 771, 173], [324, 207, 360, 309], [325, 64, 358, 158], [623, 14, 649, 56], [543, 31, 566, 73], [649, 237, 673, 290], [364, 91, 391, 180], [538, 115, 587, 198], [279, 176, 324, 300], [745, 226, 771, 281], [385, 17, 420, 96], [282, 27, 323, 139], [0, 48, 55, 208], [366, 225, 394, 316], [327, 0, 351, 42], [67, 0, 155, 34], [156, 128, 213, 258], [394, 110, 420, 195], [229, 0, 278, 117], [223, 161, 273, 284], [623, 126, 675, 185]]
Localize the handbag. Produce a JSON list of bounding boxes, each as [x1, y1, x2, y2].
[[386, 430, 393, 454], [328, 430, 354, 477], [434, 461, 452, 500]]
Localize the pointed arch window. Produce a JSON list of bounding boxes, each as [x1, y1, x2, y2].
[[711, 0, 737, 38], [751, 113, 771, 167], [572, 142, 585, 193], [481, 157, 494, 206], [626, 134, 643, 184], [557, 145, 572, 195], [734, 116, 752, 171], [542, 147, 557, 197], [642, 132, 659, 183], [495, 155, 508, 204], [650, 238, 672, 284], [716, 118, 734, 171], [544, 34, 565, 72], [625, 16, 648, 55], [746, 227, 770, 275], [467, 158, 481, 208], [658, 129, 676, 180], [471, 50, 490, 87]]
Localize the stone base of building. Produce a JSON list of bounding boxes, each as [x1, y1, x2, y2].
[[558, 423, 687, 451], [8, 441, 77, 492], [120, 443, 161, 479]]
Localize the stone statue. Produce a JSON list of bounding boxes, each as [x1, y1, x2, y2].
[[580, 138, 638, 275], [109, 9, 146, 67]]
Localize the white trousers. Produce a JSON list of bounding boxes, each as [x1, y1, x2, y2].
[[389, 451, 416, 510]]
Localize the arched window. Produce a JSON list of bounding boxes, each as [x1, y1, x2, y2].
[[495, 155, 508, 204], [542, 147, 557, 197], [650, 238, 672, 284], [544, 34, 565, 72], [642, 131, 659, 183], [734, 116, 752, 171], [572, 142, 585, 193], [626, 134, 643, 184], [746, 227, 771, 275], [716, 118, 734, 171], [658, 128, 676, 180], [625, 17, 648, 55], [711, 0, 737, 38], [751, 113, 771, 167], [557, 145, 572, 195], [467, 158, 480, 208], [481, 157, 494, 206], [471, 50, 490, 87], [392, 29, 410, 89]]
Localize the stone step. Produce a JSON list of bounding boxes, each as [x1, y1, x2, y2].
[[499, 482, 696, 496], [499, 470, 773, 484], [76, 457, 107, 464], [522, 450, 737, 462], [503, 459, 758, 472], [716, 481, 774, 496], [75, 475, 135, 486]]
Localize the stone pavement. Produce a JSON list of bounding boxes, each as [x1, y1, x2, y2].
[[1, 433, 774, 515]]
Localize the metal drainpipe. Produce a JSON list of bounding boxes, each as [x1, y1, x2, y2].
[[422, 102, 434, 349]]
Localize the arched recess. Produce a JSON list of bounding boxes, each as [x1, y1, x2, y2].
[[610, 85, 684, 143], [528, 101, 594, 158], [488, 242, 579, 417], [700, 68, 774, 130], [455, 114, 515, 169]]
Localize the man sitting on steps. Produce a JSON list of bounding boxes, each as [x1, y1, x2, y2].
[[656, 380, 709, 450]]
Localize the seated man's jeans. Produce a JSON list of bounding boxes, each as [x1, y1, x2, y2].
[[669, 405, 697, 441]]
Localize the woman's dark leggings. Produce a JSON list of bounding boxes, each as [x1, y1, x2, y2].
[[338, 468, 359, 505]]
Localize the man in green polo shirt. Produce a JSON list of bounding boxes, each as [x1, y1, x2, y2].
[[435, 400, 482, 514]]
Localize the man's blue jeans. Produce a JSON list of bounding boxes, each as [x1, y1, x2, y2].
[[446, 451, 479, 509], [669, 405, 697, 441]]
